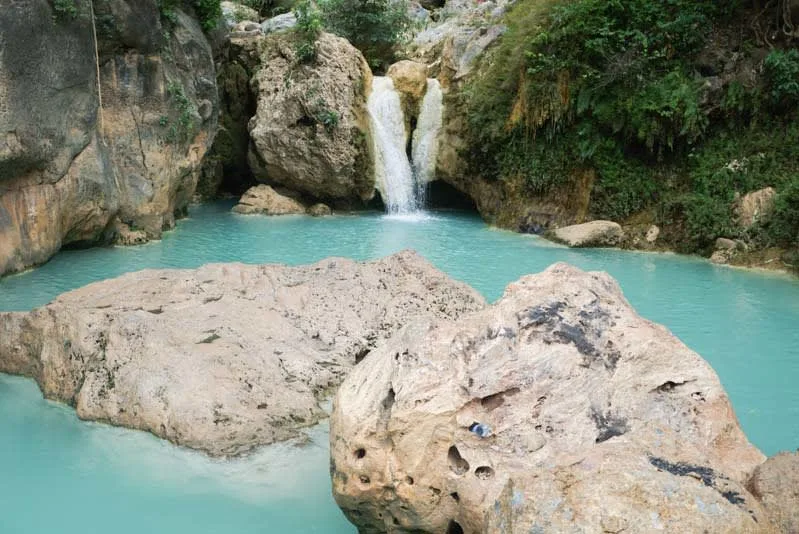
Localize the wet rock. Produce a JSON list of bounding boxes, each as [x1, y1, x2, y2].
[[248, 32, 374, 204], [308, 203, 333, 217], [232, 185, 306, 215], [749, 452, 799, 533], [0, 252, 485, 456], [331, 263, 770, 533], [547, 221, 624, 248]]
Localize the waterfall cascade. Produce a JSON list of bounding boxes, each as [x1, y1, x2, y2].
[[368, 76, 444, 215]]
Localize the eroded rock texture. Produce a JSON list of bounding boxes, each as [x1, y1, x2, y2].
[[248, 32, 374, 206], [0, 252, 484, 457], [331, 263, 772, 533], [0, 1, 218, 275]]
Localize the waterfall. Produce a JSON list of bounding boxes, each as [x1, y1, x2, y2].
[[368, 76, 444, 215], [368, 77, 418, 214], [411, 79, 444, 207]]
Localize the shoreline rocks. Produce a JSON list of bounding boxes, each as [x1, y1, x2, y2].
[[330, 263, 772, 533], [232, 185, 307, 215], [546, 220, 624, 248], [0, 251, 484, 456]]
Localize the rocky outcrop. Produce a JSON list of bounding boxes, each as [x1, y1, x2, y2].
[[248, 32, 374, 206], [547, 220, 624, 247], [0, 251, 485, 456], [308, 203, 333, 216], [261, 13, 297, 35], [387, 60, 428, 134], [232, 184, 306, 215], [221, 1, 259, 27], [749, 452, 799, 533], [735, 187, 776, 229], [0, 1, 218, 276], [331, 263, 771, 533]]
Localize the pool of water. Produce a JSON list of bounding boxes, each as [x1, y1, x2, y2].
[[1, 201, 798, 533]]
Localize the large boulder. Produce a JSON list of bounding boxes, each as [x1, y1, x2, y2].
[[232, 184, 306, 215], [248, 32, 374, 205], [261, 13, 297, 35], [0, 252, 484, 457], [735, 187, 776, 229], [748, 452, 799, 533], [330, 263, 772, 533], [547, 220, 624, 248], [0, 1, 218, 276]]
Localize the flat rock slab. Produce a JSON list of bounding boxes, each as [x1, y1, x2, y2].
[[547, 220, 624, 247], [331, 263, 772, 533], [0, 251, 484, 456]]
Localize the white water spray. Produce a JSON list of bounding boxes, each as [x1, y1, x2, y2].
[[411, 79, 444, 207], [368, 77, 417, 214]]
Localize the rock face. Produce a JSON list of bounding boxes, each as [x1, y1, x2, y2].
[[735, 187, 776, 229], [749, 452, 799, 533], [547, 220, 624, 248], [0, 252, 485, 456], [261, 13, 297, 35], [232, 185, 306, 215], [248, 32, 374, 205], [330, 263, 771, 533], [0, 1, 218, 276], [387, 60, 428, 130]]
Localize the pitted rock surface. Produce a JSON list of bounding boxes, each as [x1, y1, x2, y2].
[[0, 252, 484, 456], [330, 263, 772, 533]]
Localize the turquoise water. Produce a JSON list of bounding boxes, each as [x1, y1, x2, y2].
[[1, 201, 799, 533]]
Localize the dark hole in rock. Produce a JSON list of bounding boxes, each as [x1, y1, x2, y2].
[[446, 520, 464, 534], [355, 348, 370, 364], [393, 517, 400, 526], [480, 387, 521, 411], [382, 388, 396, 412], [405, 475, 414, 485], [450, 492, 460, 502], [354, 448, 366, 459], [359, 475, 370, 485], [447, 445, 470, 476], [474, 466, 494, 480], [427, 180, 477, 211]]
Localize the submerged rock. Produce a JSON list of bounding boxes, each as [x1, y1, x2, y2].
[[308, 203, 333, 217], [547, 220, 624, 248], [248, 32, 374, 204], [330, 263, 771, 533], [232, 185, 306, 215], [0, 252, 484, 456]]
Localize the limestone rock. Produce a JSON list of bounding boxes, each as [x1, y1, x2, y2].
[[261, 13, 297, 35], [0, 1, 218, 276], [387, 60, 428, 101], [112, 221, 148, 246], [646, 224, 660, 243], [735, 187, 776, 229], [547, 220, 624, 248], [248, 32, 374, 204], [749, 452, 799, 533], [308, 203, 333, 216], [716, 237, 737, 250], [232, 185, 306, 215], [221, 2, 260, 27], [330, 263, 771, 533], [0, 252, 485, 456]]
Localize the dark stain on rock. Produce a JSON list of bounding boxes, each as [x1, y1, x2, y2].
[[517, 302, 566, 329], [649, 456, 748, 507], [591, 409, 628, 443]]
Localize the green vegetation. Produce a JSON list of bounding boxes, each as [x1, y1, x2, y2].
[[319, 0, 412, 70], [465, 0, 799, 257], [158, 0, 221, 31], [165, 80, 198, 144], [293, 0, 322, 62], [53, 0, 79, 20]]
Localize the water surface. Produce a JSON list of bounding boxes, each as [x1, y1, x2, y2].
[[1, 202, 798, 533]]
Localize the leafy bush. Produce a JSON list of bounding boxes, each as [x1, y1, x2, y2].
[[158, 0, 221, 31], [764, 49, 799, 109], [293, 0, 322, 62], [319, 0, 412, 70], [53, 0, 79, 20], [165, 80, 198, 143], [766, 180, 799, 246]]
